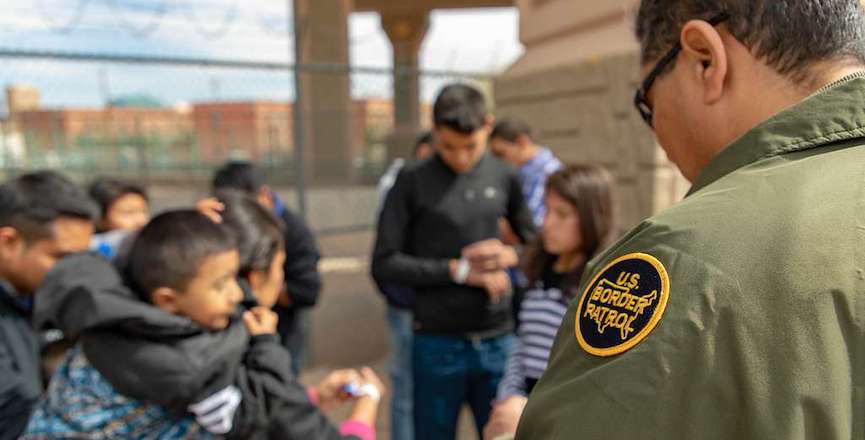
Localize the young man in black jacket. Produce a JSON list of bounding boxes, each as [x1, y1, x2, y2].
[[0, 171, 96, 440], [212, 161, 322, 376], [372, 84, 536, 440]]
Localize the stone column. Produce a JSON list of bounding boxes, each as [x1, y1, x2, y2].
[[294, 0, 354, 184], [381, 12, 429, 161]]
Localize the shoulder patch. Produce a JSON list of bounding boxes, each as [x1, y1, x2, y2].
[[575, 252, 670, 357]]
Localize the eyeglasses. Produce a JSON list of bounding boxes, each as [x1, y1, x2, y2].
[[633, 12, 730, 128]]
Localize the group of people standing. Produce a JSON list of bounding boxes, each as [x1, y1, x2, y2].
[[7, 0, 865, 437], [1, 163, 387, 440], [372, 84, 618, 440]]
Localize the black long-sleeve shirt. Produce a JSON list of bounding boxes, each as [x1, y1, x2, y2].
[[0, 286, 40, 440], [372, 153, 535, 335], [276, 208, 322, 336]]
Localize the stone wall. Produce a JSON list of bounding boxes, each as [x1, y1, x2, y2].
[[494, 52, 690, 232]]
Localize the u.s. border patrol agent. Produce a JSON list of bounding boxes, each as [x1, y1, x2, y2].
[[515, 1, 865, 439]]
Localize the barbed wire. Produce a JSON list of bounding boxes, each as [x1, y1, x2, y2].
[[105, 0, 167, 38], [35, 0, 91, 34], [181, 0, 239, 41]]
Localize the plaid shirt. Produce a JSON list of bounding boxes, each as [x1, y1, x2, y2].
[[519, 147, 562, 227]]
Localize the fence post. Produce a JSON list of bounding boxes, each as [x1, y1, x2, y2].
[[291, 0, 308, 220]]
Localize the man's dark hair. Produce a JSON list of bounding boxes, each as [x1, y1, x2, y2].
[[88, 177, 148, 218], [490, 118, 533, 143], [212, 161, 264, 194], [126, 210, 236, 300], [635, 0, 865, 82], [433, 84, 488, 134], [0, 171, 96, 241], [215, 190, 284, 278]]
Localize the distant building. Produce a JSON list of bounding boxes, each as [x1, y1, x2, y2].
[[192, 101, 293, 163], [4, 84, 429, 169], [15, 106, 193, 152], [6, 85, 41, 117], [0, 118, 25, 168], [192, 99, 431, 165]]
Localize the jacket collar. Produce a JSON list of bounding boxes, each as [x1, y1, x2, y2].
[[688, 72, 865, 195]]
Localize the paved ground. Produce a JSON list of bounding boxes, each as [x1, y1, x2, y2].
[[298, 230, 482, 440]]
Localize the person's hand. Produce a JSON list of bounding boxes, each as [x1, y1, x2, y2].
[[483, 396, 528, 440], [242, 307, 278, 336], [480, 271, 511, 304], [356, 366, 386, 403], [196, 198, 224, 223], [463, 239, 519, 271], [316, 369, 362, 410], [345, 367, 386, 428], [451, 260, 512, 304]]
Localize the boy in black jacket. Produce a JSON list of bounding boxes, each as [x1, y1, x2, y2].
[[26, 208, 380, 439]]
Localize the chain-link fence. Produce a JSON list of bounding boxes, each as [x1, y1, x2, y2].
[[0, 53, 493, 188]]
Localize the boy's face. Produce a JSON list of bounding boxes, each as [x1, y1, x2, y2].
[[489, 137, 521, 166], [434, 125, 490, 174], [0, 217, 93, 295], [248, 250, 286, 309], [167, 250, 243, 330], [104, 193, 150, 232]]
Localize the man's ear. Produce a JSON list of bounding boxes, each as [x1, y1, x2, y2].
[[680, 18, 728, 105], [0, 227, 24, 260], [151, 287, 181, 314]]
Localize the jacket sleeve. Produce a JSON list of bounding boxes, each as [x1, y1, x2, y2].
[[371, 169, 453, 288], [505, 172, 537, 245], [281, 210, 322, 308], [226, 335, 366, 440], [0, 343, 37, 440], [224, 334, 290, 438], [496, 335, 529, 400]]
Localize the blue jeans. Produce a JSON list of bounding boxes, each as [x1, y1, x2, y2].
[[388, 306, 414, 440], [413, 333, 514, 440]]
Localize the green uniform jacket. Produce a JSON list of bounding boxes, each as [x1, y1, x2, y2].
[[516, 75, 865, 440]]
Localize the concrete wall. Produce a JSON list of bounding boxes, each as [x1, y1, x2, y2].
[[147, 183, 380, 232], [509, 0, 639, 76], [495, 53, 689, 231]]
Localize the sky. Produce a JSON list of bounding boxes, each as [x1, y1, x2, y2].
[[0, 0, 524, 108]]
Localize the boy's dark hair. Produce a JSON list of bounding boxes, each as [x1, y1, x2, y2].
[[126, 210, 236, 300], [635, 0, 865, 83], [0, 171, 96, 241], [415, 131, 433, 152], [212, 161, 264, 194], [490, 118, 533, 143], [88, 177, 149, 218], [433, 84, 488, 135], [215, 190, 284, 278]]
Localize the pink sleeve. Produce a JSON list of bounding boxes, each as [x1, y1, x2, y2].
[[306, 386, 319, 406], [339, 420, 376, 440]]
